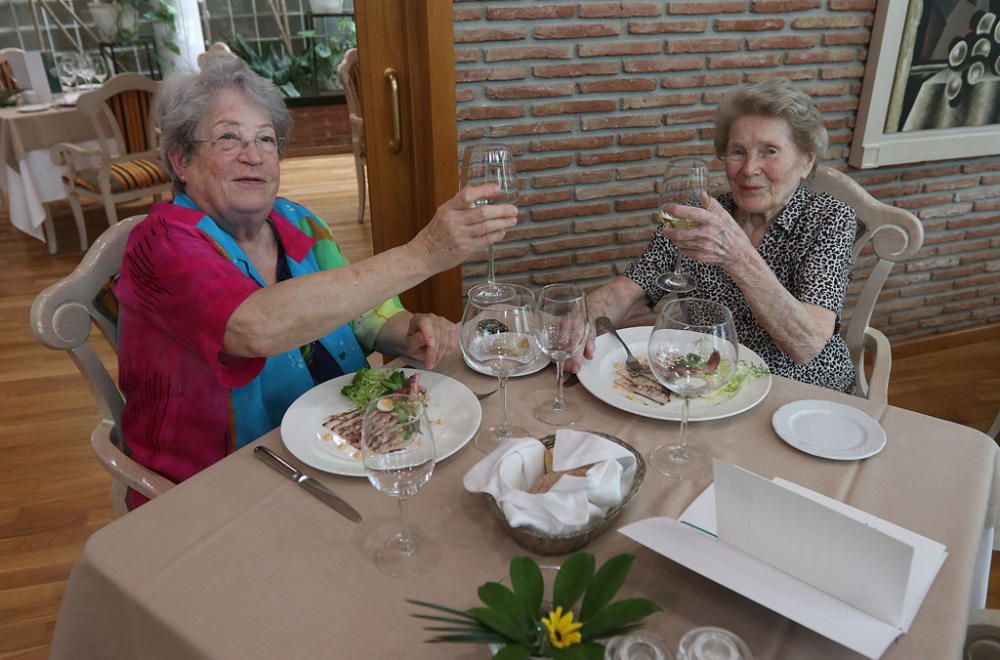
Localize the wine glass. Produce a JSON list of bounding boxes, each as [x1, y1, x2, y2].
[[460, 282, 539, 453], [74, 53, 95, 87], [647, 298, 738, 479], [55, 53, 78, 94], [89, 54, 109, 85], [361, 393, 439, 578], [460, 143, 518, 301], [655, 157, 710, 293], [533, 283, 589, 426]]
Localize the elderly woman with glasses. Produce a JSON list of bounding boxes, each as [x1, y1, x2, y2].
[[572, 79, 858, 392], [114, 57, 518, 501]]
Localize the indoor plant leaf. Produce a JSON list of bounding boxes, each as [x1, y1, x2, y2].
[[509, 556, 544, 621], [478, 581, 529, 624], [578, 599, 663, 638], [553, 553, 594, 612], [579, 554, 634, 621], [494, 644, 533, 660], [552, 642, 605, 660], [469, 606, 532, 646]]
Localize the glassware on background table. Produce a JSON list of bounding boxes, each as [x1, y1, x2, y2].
[[360, 393, 439, 578], [676, 626, 752, 660], [74, 53, 96, 87], [459, 143, 518, 301], [55, 53, 79, 94], [533, 282, 589, 426], [655, 157, 710, 294], [605, 631, 674, 659], [647, 298, 737, 479], [89, 53, 108, 85], [460, 282, 539, 453]]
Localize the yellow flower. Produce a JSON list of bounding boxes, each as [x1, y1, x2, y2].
[[541, 606, 583, 649]]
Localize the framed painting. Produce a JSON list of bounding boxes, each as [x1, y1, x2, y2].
[[850, 0, 1000, 168]]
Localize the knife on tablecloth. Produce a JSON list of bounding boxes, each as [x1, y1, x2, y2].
[[253, 446, 363, 523]]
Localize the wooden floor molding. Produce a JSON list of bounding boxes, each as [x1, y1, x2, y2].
[[893, 324, 1000, 360], [0, 154, 998, 657]]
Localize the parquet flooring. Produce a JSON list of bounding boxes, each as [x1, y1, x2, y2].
[[0, 154, 997, 657]]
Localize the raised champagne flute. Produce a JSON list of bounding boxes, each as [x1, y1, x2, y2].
[[361, 393, 439, 578], [655, 157, 710, 293], [647, 298, 737, 479], [533, 283, 589, 426], [460, 143, 518, 301], [460, 283, 539, 452]]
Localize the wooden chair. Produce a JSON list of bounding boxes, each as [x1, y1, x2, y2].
[[337, 48, 366, 224], [810, 165, 925, 409], [0, 48, 22, 91], [29, 214, 174, 515], [50, 73, 171, 243]]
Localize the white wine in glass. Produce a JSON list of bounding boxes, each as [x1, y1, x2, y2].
[[656, 157, 710, 293], [460, 143, 518, 301]]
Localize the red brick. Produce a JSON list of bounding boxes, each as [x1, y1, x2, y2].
[[621, 93, 699, 110], [751, 0, 820, 10], [929, 263, 986, 281], [668, 1, 746, 13], [533, 265, 616, 285], [823, 32, 871, 46], [962, 161, 1000, 174], [868, 183, 920, 199], [744, 69, 816, 82], [966, 224, 1000, 239], [516, 189, 574, 207], [513, 155, 574, 172], [785, 50, 857, 64], [629, 20, 707, 34], [828, 0, 875, 9], [815, 99, 859, 112], [918, 203, 975, 219], [708, 53, 783, 68], [579, 41, 663, 57], [901, 165, 963, 180], [578, 2, 663, 18], [574, 244, 648, 264], [619, 129, 697, 145], [532, 201, 613, 221], [577, 180, 655, 200], [974, 199, 1000, 212], [747, 35, 819, 50], [656, 143, 717, 157], [454, 27, 528, 44], [663, 109, 717, 124], [794, 16, 863, 29], [533, 170, 616, 187], [455, 49, 479, 64], [616, 196, 659, 211], [456, 66, 528, 83], [453, 6, 482, 21], [662, 72, 741, 88], [800, 82, 850, 96], [922, 176, 980, 193], [819, 64, 866, 80], [529, 136, 616, 152], [715, 18, 784, 31], [457, 105, 525, 121], [533, 99, 617, 116], [458, 126, 486, 141], [578, 149, 653, 166], [491, 120, 574, 138], [484, 46, 572, 62], [486, 5, 576, 20], [534, 24, 621, 39], [504, 222, 572, 242], [578, 78, 658, 93], [455, 88, 476, 102], [499, 255, 574, 274], [576, 214, 654, 232], [980, 174, 1000, 185], [533, 234, 611, 253], [618, 227, 657, 243], [617, 164, 669, 180], [533, 62, 619, 78], [668, 38, 742, 54], [582, 115, 662, 130], [625, 57, 703, 73], [485, 84, 575, 100], [937, 239, 993, 256]]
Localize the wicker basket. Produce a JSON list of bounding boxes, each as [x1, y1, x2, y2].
[[486, 431, 646, 555]]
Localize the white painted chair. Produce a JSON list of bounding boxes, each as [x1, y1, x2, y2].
[[810, 165, 925, 409], [966, 609, 1000, 659], [337, 48, 366, 224], [29, 214, 174, 515]]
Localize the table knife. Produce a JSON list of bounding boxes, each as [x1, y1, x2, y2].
[[253, 446, 362, 523]]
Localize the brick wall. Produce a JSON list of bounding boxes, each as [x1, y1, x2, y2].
[[453, 0, 1000, 342], [287, 102, 352, 155]]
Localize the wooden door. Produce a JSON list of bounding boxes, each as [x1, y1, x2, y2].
[[354, 1, 461, 320]]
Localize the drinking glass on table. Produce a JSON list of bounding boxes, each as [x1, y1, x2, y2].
[[361, 393, 439, 578], [89, 53, 109, 84], [655, 157, 710, 294], [460, 282, 539, 453], [460, 143, 518, 301], [647, 298, 737, 479], [74, 53, 95, 87], [55, 53, 79, 93], [533, 283, 589, 426]]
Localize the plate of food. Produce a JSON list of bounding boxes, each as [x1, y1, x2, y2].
[[577, 326, 772, 422], [280, 367, 482, 476]]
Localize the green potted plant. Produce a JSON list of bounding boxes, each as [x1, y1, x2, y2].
[[87, 0, 178, 53]]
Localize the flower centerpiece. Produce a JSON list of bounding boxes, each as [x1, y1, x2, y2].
[[408, 552, 662, 659]]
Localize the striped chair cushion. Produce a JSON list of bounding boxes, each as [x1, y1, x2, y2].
[[65, 159, 169, 194], [106, 89, 154, 154]]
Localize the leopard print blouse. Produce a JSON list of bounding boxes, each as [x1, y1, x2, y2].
[[623, 184, 858, 393]]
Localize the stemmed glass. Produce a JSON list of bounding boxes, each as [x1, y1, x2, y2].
[[460, 283, 539, 453], [74, 53, 95, 87], [533, 283, 589, 426], [655, 157, 710, 293], [647, 298, 738, 479], [55, 54, 78, 95], [89, 54, 109, 85], [460, 143, 518, 300], [361, 393, 439, 578]]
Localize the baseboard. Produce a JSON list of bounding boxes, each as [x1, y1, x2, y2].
[[893, 323, 1000, 360]]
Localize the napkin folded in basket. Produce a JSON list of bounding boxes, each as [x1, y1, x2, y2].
[[463, 429, 637, 535]]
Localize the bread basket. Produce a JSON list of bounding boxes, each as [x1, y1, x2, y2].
[[486, 431, 645, 555]]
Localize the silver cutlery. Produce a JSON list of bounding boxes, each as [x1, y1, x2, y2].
[[254, 446, 362, 523], [595, 316, 651, 379]]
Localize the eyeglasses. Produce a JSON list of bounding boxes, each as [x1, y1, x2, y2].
[[191, 133, 287, 155], [720, 146, 783, 164]]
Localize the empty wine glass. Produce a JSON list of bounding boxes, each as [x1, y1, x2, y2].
[[55, 53, 78, 93], [460, 143, 518, 301], [89, 54, 109, 84], [647, 298, 738, 479], [74, 53, 95, 87], [361, 393, 439, 578], [460, 282, 539, 453], [656, 157, 710, 293], [533, 283, 589, 426]]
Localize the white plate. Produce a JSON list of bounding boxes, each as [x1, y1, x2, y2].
[[577, 326, 772, 422], [280, 369, 482, 476], [772, 400, 886, 460], [16, 103, 50, 113], [462, 349, 550, 377]]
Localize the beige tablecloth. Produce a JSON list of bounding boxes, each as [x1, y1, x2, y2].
[[50, 351, 998, 659]]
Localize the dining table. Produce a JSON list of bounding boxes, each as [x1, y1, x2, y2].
[[49, 348, 999, 659]]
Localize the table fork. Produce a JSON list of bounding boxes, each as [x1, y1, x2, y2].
[[595, 316, 651, 379]]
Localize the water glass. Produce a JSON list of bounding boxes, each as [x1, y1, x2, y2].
[[677, 627, 752, 660], [605, 631, 674, 659]]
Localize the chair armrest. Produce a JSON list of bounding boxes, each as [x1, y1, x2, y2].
[[859, 327, 891, 410], [50, 141, 101, 166], [91, 420, 175, 501], [965, 608, 1000, 659]]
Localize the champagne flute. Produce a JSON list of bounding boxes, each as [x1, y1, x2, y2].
[[460, 143, 518, 301], [533, 283, 589, 426], [655, 157, 710, 293], [460, 283, 539, 453], [361, 393, 439, 578], [647, 298, 737, 479]]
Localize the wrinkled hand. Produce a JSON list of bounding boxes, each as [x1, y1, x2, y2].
[[660, 193, 752, 268], [402, 313, 458, 369], [410, 183, 519, 274], [564, 323, 596, 374]]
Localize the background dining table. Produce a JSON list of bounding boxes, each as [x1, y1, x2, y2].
[[49, 349, 999, 659]]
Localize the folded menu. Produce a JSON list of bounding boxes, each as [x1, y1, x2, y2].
[[619, 460, 947, 659]]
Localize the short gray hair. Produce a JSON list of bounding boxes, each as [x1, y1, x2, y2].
[[157, 56, 291, 192], [713, 78, 827, 177]]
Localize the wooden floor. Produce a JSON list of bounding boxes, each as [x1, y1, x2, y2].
[[0, 154, 997, 658]]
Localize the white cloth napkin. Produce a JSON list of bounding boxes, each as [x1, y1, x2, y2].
[[463, 429, 638, 535]]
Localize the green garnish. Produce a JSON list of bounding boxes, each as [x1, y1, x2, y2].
[[341, 367, 408, 409]]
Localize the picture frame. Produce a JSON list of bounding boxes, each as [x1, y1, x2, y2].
[[850, 0, 1000, 169]]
